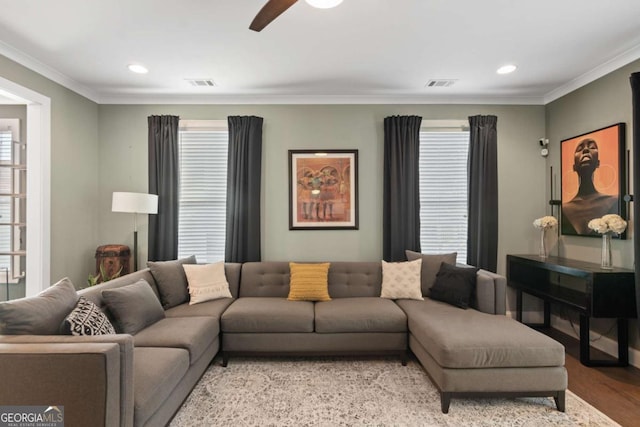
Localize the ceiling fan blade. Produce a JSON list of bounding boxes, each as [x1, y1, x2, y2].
[[250, 0, 298, 32]]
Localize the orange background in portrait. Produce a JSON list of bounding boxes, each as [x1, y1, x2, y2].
[[561, 126, 620, 201]]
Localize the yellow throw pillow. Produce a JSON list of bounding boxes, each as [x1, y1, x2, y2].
[[287, 262, 331, 302]]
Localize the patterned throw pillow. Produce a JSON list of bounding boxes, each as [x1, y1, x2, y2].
[[183, 262, 232, 305], [61, 296, 116, 336], [380, 259, 423, 300], [287, 262, 332, 302]]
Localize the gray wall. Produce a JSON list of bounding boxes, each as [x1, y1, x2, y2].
[[98, 104, 545, 286], [0, 54, 100, 289], [546, 58, 640, 350]]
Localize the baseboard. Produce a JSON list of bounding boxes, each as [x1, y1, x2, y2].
[[506, 311, 640, 369], [505, 310, 544, 324]]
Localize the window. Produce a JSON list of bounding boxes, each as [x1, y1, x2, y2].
[[419, 123, 469, 263], [177, 120, 228, 263], [0, 119, 25, 283]]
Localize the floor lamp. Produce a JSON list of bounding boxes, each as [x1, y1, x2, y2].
[[112, 192, 158, 271]]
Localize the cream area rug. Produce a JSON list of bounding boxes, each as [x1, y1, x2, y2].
[[171, 357, 618, 427]]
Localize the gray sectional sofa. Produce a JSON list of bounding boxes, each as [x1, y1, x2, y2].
[[0, 259, 567, 426]]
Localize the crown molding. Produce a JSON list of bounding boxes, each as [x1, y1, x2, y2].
[[3, 38, 637, 107], [0, 40, 99, 103], [543, 42, 640, 104], [97, 93, 545, 105]]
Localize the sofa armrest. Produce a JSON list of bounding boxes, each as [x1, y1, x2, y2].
[[0, 335, 134, 427], [476, 269, 507, 315], [0, 342, 122, 427]]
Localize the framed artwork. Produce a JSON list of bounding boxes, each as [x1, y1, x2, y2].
[[289, 149, 358, 230], [560, 123, 626, 238]]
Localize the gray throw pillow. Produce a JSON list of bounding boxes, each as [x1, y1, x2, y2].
[[0, 277, 78, 335], [147, 255, 197, 309], [101, 279, 165, 335], [405, 250, 457, 296]]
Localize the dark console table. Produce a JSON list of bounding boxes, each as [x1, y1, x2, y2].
[[507, 254, 636, 367]]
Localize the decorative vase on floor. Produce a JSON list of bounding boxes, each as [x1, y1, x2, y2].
[[601, 232, 613, 270], [539, 229, 547, 259]]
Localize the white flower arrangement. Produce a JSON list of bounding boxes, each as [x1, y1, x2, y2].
[[533, 216, 558, 230], [587, 214, 627, 234]]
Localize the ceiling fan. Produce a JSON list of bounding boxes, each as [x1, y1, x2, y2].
[[250, 0, 343, 32]]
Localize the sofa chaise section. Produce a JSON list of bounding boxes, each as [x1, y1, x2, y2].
[[397, 271, 567, 413]]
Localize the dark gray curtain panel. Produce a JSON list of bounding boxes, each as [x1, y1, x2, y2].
[[225, 116, 263, 263], [383, 115, 422, 261], [630, 72, 640, 333], [467, 115, 498, 272], [148, 115, 180, 261]]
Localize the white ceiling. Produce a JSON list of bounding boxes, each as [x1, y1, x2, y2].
[[1, 0, 640, 105]]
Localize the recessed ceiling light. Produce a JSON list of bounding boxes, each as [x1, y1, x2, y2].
[[128, 64, 149, 74], [305, 0, 343, 9], [497, 64, 517, 75]]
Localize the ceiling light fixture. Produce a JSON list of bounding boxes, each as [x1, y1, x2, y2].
[[305, 0, 344, 9], [128, 64, 149, 74], [497, 64, 517, 75]]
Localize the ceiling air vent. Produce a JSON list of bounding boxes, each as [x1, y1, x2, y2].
[[185, 79, 216, 87], [425, 79, 457, 88]]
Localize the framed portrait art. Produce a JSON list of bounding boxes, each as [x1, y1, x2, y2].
[[560, 123, 626, 238], [289, 150, 358, 230]]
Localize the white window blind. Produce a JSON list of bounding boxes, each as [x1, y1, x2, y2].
[[419, 130, 469, 263], [0, 130, 12, 273], [178, 124, 228, 263]]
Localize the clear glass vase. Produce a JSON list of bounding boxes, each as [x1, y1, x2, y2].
[[539, 228, 547, 258], [601, 233, 613, 269]]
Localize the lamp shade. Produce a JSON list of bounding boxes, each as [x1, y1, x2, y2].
[[112, 192, 158, 214], [305, 0, 343, 8]]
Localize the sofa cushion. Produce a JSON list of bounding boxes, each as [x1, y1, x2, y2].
[[61, 296, 116, 336], [133, 316, 218, 364], [288, 262, 331, 302], [405, 250, 457, 296], [221, 298, 314, 333], [101, 279, 165, 335], [133, 347, 189, 427], [147, 255, 197, 309], [428, 263, 479, 309], [315, 297, 407, 333], [380, 259, 423, 300], [0, 277, 78, 335], [396, 299, 565, 369], [239, 262, 291, 297], [183, 261, 232, 305], [164, 297, 234, 319], [327, 262, 382, 298]]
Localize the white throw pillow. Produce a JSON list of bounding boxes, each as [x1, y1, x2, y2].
[[380, 258, 423, 300], [183, 262, 232, 305]]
